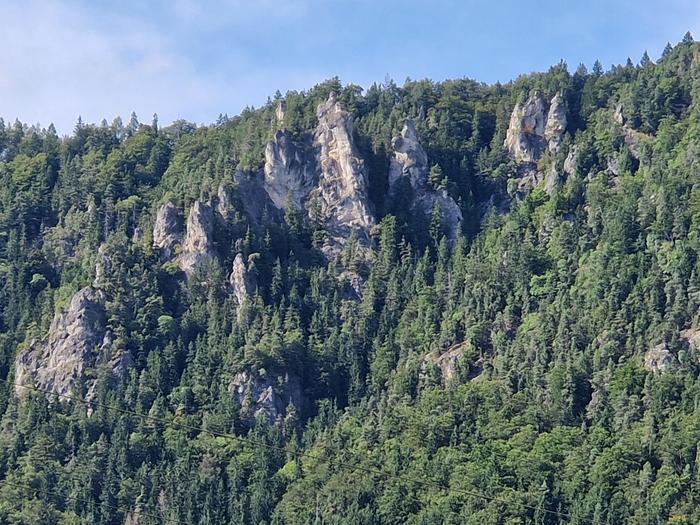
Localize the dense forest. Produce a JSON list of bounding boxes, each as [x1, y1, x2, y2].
[[0, 34, 700, 524]]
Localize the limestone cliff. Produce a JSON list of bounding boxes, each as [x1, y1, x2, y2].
[[230, 369, 304, 425], [152, 201, 182, 259], [229, 253, 257, 309], [505, 92, 567, 164], [544, 93, 567, 153], [389, 120, 462, 241], [14, 287, 131, 399], [177, 200, 214, 276], [264, 130, 317, 211], [310, 93, 375, 258]]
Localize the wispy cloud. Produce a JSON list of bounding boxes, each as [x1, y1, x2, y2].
[[1, 0, 699, 133]]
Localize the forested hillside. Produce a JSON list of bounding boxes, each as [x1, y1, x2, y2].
[[1, 35, 700, 524]]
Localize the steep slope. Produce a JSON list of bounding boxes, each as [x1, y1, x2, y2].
[[1, 38, 700, 525]]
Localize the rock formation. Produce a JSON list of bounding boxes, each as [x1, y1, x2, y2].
[[644, 342, 675, 373], [614, 103, 645, 159], [153, 202, 183, 259], [505, 92, 567, 164], [421, 341, 482, 386], [229, 253, 257, 308], [264, 131, 317, 211], [310, 93, 375, 258], [14, 287, 131, 399], [216, 183, 235, 221], [177, 200, 214, 276], [230, 369, 304, 425], [389, 120, 462, 241], [544, 93, 567, 153]]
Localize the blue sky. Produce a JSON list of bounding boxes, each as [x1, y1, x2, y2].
[[1, 0, 698, 134]]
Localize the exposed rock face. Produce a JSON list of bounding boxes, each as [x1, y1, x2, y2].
[[264, 131, 317, 210], [311, 93, 375, 257], [644, 342, 675, 373], [421, 342, 482, 385], [505, 93, 548, 163], [275, 100, 287, 124], [230, 370, 304, 425], [14, 287, 131, 399], [216, 183, 235, 221], [563, 146, 579, 175], [389, 120, 429, 188], [152, 202, 183, 259], [614, 103, 645, 159], [505, 93, 567, 163], [234, 170, 283, 232], [178, 200, 214, 276], [93, 244, 112, 289], [389, 120, 462, 242], [229, 253, 257, 308], [544, 93, 567, 152]]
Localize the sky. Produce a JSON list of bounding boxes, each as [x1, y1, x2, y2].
[[1, 0, 699, 134]]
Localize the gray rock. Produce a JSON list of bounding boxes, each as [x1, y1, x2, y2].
[[230, 369, 304, 425], [389, 120, 462, 242], [644, 342, 675, 373], [177, 200, 214, 276], [152, 202, 182, 259], [544, 165, 561, 195], [505, 93, 567, 163], [389, 119, 428, 189], [229, 253, 257, 309], [216, 183, 235, 221], [14, 287, 131, 400], [421, 342, 482, 385], [93, 244, 112, 289], [563, 146, 579, 175], [264, 130, 317, 211], [545, 93, 567, 153], [275, 100, 287, 125], [504, 93, 548, 163], [614, 103, 645, 159], [310, 93, 375, 259]]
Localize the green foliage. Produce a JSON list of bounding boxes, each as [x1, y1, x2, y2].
[[1, 40, 700, 524]]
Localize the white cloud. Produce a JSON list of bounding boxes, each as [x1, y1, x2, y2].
[[0, 0, 233, 133]]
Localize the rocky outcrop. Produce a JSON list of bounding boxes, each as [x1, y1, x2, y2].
[[177, 200, 214, 276], [505, 93, 567, 164], [234, 170, 283, 232], [389, 120, 462, 242], [544, 93, 567, 153], [264, 131, 317, 211], [563, 146, 579, 176], [644, 342, 675, 373], [230, 369, 304, 425], [614, 103, 645, 159], [389, 120, 429, 188], [310, 93, 375, 258], [14, 287, 131, 399], [421, 342, 482, 385], [229, 253, 257, 308], [275, 100, 287, 124], [152, 202, 183, 259], [216, 183, 235, 221]]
